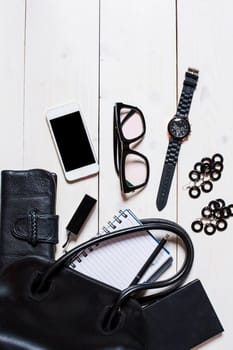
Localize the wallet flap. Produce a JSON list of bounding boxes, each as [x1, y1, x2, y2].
[[12, 213, 59, 245]]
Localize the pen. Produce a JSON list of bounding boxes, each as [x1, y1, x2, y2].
[[129, 234, 169, 286]]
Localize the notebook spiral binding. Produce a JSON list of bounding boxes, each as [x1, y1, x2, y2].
[[70, 210, 129, 268]]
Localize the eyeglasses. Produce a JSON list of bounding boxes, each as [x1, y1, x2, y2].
[[113, 102, 150, 193]]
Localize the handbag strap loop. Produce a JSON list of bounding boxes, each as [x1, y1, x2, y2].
[[36, 218, 194, 305]]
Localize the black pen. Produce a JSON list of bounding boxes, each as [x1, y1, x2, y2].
[[129, 234, 169, 286]]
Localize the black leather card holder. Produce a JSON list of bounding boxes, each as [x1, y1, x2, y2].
[[143, 279, 223, 350]]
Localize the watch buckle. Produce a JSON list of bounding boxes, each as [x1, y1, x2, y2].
[[188, 67, 199, 76]]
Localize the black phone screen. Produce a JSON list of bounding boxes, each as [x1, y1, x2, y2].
[[49, 111, 96, 172]]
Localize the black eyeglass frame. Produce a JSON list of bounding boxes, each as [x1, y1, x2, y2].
[[113, 102, 150, 193]]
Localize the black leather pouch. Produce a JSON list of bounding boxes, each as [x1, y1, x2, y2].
[[143, 279, 224, 350], [0, 169, 59, 271]]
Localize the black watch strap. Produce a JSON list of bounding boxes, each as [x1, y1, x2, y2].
[[156, 139, 181, 211], [156, 68, 199, 211], [177, 69, 199, 118]]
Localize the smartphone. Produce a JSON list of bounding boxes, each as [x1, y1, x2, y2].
[[47, 103, 99, 182]]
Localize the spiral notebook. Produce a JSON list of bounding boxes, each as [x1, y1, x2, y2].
[[71, 209, 173, 290]]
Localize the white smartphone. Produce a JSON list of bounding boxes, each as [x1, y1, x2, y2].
[[47, 103, 99, 182]]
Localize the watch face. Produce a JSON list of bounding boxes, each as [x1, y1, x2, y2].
[[168, 117, 190, 139]]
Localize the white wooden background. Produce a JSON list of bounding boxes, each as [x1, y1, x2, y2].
[[0, 1, 232, 348]]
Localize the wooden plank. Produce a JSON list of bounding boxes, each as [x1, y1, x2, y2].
[[99, 0, 177, 275], [177, 1, 232, 348], [0, 0, 25, 169], [23, 0, 100, 256]]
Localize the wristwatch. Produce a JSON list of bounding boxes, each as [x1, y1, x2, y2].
[[156, 68, 199, 211]]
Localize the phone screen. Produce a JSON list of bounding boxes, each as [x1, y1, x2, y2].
[[49, 111, 96, 172]]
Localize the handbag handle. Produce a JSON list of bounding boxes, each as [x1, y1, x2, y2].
[[35, 218, 194, 331], [36, 218, 194, 302]]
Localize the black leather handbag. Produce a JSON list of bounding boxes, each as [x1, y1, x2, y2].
[[0, 219, 223, 350]]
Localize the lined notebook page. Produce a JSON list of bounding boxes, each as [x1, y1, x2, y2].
[[71, 209, 172, 290]]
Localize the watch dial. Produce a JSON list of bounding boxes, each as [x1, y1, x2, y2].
[[168, 117, 190, 139]]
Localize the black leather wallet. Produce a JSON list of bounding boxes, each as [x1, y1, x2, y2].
[[143, 279, 224, 349], [0, 169, 59, 271]]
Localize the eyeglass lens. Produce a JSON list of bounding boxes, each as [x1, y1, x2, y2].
[[119, 107, 144, 140], [124, 153, 148, 188]]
